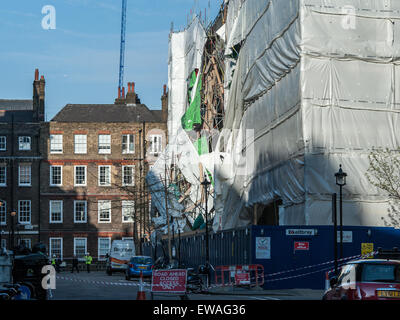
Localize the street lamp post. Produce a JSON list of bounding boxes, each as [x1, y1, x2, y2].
[[335, 165, 347, 259], [332, 193, 338, 275], [201, 176, 211, 285], [10, 211, 16, 251], [0, 201, 2, 249]]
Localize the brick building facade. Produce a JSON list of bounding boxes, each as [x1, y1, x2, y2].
[[0, 70, 168, 265], [41, 82, 168, 262], [0, 69, 45, 251]]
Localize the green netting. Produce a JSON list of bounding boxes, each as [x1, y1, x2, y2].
[[181, 70, 202, 131], [192, 214, 204, 230], [188, 70, 197, 104], [206, 169, 214, 187], [194, 136, 209, 155]]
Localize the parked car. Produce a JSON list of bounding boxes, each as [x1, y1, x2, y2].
[[323, 259, 400, 300], [125, 256, 154, 280]]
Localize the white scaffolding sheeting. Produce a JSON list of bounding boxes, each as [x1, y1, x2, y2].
[[214, 0, 400, 230], [146, 17, 209, 234]]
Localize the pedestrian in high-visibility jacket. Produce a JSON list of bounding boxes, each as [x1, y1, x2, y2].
[[85, 253, 92, 273], [51, 255, 60, 273], [51, 255, 56, 269]]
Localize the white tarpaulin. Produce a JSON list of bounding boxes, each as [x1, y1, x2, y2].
[[214, 0, 400, 230], [146, 17, 209, 234]]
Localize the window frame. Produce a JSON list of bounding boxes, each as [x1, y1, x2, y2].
[[98, 134, 111, 154], [18, 200, 31, 225], [74, 165, 87, 187], [98, 237, 111, 261], [49, 237, 63, 260], [74, 134, 87, 154], [0, 136, 6, 151], [50, 165, 63, 186], [122, 165, 135, 186], [18, 238, 31, 249], [49, 200, 63, 224], [50, 134, 63, 154], [122, 134, 135, 154], [18, 136, 31, 151], [122, 200, 135, 223], [98, 200, 111, 223], [0, 200, 6, 225], [74, 200, 87, 223], [73, 237, 87, 260], [18, 164, 31, 187], [98, 165, 111, 187], [149, 135, 162, 154], [0, 165, 6, 187]]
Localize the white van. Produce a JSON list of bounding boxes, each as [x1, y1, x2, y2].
[[106, 240, 135, 275]]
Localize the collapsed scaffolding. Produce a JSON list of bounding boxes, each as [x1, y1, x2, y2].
[[146, 10, 226, 241]]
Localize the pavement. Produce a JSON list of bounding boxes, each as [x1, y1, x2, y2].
[[207, 285, 325, 300]]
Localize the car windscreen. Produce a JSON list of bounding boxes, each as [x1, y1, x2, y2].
[[131, 257, 153, 265], [361, 263, 400, 283]]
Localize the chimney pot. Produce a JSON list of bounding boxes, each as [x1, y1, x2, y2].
[[35, 69, 39, 81], [40, 75, 45, 80], [163, 84, 167, 95], [118, 87, 121, 99], [132, 82, 135, 93], [122, 87, 125, 98]]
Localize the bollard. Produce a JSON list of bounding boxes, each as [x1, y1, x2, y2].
[[325, 272, 330, 291], [136, 271, 146, 300]]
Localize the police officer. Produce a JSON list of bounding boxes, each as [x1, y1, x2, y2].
[[51, 254, 56, 267], [51, 254, 60, 273], [84, 252, 92, 273]]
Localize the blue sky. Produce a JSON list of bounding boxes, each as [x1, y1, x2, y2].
[[0, 0, 221, 120]]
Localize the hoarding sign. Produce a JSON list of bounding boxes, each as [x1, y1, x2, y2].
[[286, 229, 316, 236], [294, 241, 310, 251], [255, 237, 271, 259], [151, 269, 187, 293], [337, 231, 353, 243], [361, 243, 374, 259], [235, 271, 250, 285]]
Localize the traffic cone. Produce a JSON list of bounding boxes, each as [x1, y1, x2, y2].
[[325, 271, 330, 290], [136, 271, 146, 300]]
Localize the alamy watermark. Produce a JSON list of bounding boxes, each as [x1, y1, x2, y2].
[[41, 265, 56, 290], [42, 5, 56, 30], [341, 5, 356, 30]]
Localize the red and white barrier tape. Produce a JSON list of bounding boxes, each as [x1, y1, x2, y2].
[[56, 275, 151, 288]]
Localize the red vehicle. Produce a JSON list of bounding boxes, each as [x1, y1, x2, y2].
[[323, 259, 400, 300]]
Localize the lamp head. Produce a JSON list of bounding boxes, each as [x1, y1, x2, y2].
[[335, 164, 347, 186]]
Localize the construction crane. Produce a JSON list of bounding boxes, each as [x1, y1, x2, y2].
[[118, 0, 127, 98]]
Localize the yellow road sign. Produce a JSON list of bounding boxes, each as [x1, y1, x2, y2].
[[361, 243, 374, 259]]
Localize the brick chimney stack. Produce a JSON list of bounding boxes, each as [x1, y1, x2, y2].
[[161, 84, 168, 122], [33, 68, 45, 122], [126, 81, 138, 104]]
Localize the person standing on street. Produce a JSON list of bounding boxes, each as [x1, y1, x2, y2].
[[71, 255, 79, 273], [85, 252, 92, 273], [51, 254, 60, 273]]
